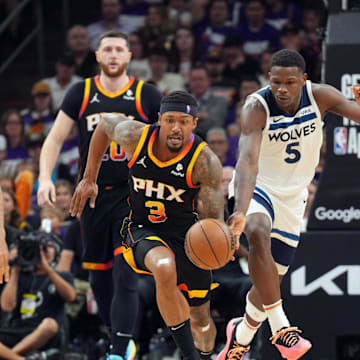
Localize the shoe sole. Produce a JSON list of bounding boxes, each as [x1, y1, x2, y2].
[[278, 340, 312, 360], [126, 339, 136, 360], [217, 318, 242, 360]]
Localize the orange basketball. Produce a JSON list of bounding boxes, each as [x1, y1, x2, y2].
[[185, 218, 235, 270]]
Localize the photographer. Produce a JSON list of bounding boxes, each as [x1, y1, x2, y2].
[[0, 231, 76, 359]]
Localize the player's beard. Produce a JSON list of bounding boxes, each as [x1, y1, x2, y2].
[[99, 61, 127, 78]]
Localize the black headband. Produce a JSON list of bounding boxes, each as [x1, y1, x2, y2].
[[160, 102, 198, 118]]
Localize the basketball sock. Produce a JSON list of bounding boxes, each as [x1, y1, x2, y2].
[[236, 316, 261, 346], [196, 349, 212, 360], [89, 268, 113, 327], [263, 299, 290, 335], [111, 255, 139, 356], [169, 319, 200, 360]]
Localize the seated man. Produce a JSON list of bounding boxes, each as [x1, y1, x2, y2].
[[0, 231, 76, 360]]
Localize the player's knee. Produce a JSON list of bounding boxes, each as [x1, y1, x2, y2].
[[246, 224, 271, 253], [39, 317, 59, 336], [152, 258, 177, 286], [190, 305, 211, 327]]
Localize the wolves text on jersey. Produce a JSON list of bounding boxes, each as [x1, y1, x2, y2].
[[268, 122, 316, 142]]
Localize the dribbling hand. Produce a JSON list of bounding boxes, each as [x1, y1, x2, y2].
[[70, 178, 98, 217], [351, 85, 360, 105], [227, 211, 246, 251], [37, 179, 56, 207]]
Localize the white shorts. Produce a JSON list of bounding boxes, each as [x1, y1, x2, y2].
[[247, 185, 308, 275]]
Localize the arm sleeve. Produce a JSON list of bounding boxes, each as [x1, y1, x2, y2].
[[141, 83, 162, 123], [60, 81, 86, 121]]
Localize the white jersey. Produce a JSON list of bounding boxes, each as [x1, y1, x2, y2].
[[250, 80, 323, 197]]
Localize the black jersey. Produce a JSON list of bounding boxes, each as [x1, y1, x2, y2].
[[128, 124, 207, 233], [61, 76, 161, 186]]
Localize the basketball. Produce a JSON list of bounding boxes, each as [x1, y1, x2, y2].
[[185, 219, 236, 270]]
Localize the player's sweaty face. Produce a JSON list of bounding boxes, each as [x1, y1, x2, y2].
[[96, 37, 132, 77], [269, 66, 306, 113], [159, 111, 197, 153]]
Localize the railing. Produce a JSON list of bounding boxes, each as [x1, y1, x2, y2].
[[0, 0, 45, 77]]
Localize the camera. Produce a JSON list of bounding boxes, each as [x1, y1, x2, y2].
[[15, 231, 62, 270]]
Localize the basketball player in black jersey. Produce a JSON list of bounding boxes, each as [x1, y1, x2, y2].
[[70, 91, 246, 360], [38, 31, 161, 359]]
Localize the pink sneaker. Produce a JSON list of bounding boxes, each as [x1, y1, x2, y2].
[[216, 318, 250, 360], [270, 327, 312, 360]]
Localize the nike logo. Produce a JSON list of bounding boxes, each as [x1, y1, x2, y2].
[[273, 117, 282, 123], [171, 323, 185, 331], [116, 332, 132, 338]]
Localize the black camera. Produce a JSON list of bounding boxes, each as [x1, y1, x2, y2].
[[16, 231, 62, 269]]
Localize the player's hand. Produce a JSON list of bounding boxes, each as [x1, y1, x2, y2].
[[70, 178, 98, 218], [227, 211, 246, 251], [351, 85, 360, 105], [0, 233, 9, 284], [37, 179, 56, 207]]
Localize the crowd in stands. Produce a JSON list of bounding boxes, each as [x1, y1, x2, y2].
[[0, 0, 327, 358]]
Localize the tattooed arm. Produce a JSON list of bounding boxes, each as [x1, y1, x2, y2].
[[193, 146, 224, 220]]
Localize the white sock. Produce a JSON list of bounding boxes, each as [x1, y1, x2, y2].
[[263, 299, 290, 335], [235, 316, 261, 346]]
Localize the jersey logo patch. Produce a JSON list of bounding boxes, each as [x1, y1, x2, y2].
[[136, 156, 147, 168], [90, 93, 100, 103], [124, 89, 135, 100], [171, 163, 184, 177]]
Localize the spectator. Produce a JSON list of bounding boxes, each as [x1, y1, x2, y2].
[[54, 180, 74, 221], [189, 66, 228, 139], [167, 0, 192, 29], [137, 5, 172, 50], [170, 26, 201, 83], [147, 47, 185, 95], [206, 127, 236, 167], [204, 49, 238, 104], [0, 173, 14, 192], [264, 0, 302, 30], [0, 231, 75, 359], [40, 207, 66, 238], [301, 7, 323, 82], [257, 48, 274, 87], [21, 81, 55, 137], [42, 53, 82, 111], [3, 188, 30, 231], [87, 0, 139, 51], [1, 110, 28, 177], [196, 0, 236, 53], [66, 25, 97, 78], [227, 75, 261, 126], [0, 135, 10, 175], [127, 31, 151, 81], [222, 35, 259, 82], [238, 0, 280, 58]]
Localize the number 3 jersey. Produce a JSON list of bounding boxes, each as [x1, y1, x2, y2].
[[128, 124, 207, 232], [250, 80, 324, 197], [61, 76, 161, 186]]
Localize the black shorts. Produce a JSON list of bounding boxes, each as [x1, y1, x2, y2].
[[123, 224, 213, 307], [80, 186, 130, 270]]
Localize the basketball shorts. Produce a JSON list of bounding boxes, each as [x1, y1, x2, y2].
[[123, 224, 213, 307], [247, 185, 308, 275], [80, 186, 130, 271]]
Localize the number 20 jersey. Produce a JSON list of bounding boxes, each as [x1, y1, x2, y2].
[[128, 124, 207, 233], [250, 80, 324, 197]]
